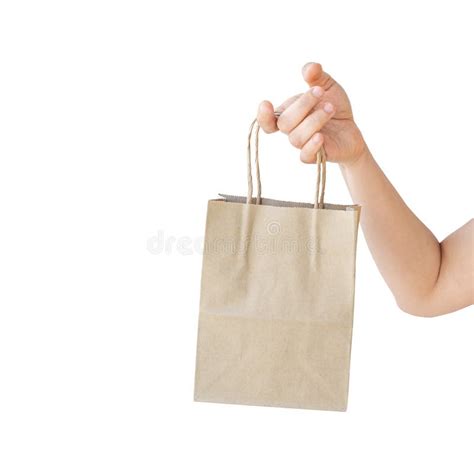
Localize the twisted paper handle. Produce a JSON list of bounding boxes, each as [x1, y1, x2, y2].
[[246, 113, 326, 209]]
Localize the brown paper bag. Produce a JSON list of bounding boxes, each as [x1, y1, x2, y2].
[[194, 117, 361, 411]]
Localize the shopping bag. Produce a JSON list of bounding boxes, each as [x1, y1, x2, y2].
[[194, 116, 361, 411]]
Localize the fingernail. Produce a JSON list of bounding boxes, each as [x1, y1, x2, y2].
[[323, 102, 334, 113], [312, 133, 322, 143], [311, 86, 323, 98], [303, 62, 315, 72]]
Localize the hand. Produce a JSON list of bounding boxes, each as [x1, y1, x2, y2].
[[257, 62, 368, 166]]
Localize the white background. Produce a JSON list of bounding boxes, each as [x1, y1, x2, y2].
[[0, 0, 473, 473]]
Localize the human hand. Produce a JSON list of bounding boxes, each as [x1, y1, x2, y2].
[[257, 62, 368, 166]]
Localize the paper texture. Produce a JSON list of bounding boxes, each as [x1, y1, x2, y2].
[[194, 194, 360, 411]]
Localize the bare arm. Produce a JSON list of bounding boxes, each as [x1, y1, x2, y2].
[[257, 62, 474, 316], [340, 149, 473, 316]]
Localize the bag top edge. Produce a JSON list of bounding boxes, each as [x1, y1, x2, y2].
[[214, 194, 360, 212]]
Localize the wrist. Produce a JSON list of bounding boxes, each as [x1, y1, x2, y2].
[[339, 143, 373, 172]]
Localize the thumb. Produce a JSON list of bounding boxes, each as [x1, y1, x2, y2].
[[302, 62, 335, 89]]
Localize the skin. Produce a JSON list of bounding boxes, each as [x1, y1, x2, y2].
[[257, 62, 473, 317]]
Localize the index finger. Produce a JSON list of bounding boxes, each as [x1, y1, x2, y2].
[[257, 94, 302, 133]]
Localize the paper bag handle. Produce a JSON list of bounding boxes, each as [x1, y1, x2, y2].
[[246, 112, 326, 209]]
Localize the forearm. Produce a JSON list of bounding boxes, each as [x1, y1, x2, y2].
[[340, 147, 442, 314]]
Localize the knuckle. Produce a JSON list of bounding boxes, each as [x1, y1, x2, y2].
[[288, 131, 303, 149], [309, 112, 323, 131], [302, 90, 315, 106], [277, 115, 291, 134]]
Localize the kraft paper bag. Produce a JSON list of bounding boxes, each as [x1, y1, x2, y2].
[[194, 116, 361, 411]]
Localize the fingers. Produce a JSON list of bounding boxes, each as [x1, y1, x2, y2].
[[275, 94, 302, 114], [300, 132, 324, 163], [257, 100, 278, 133], [257, 94, 303, 133], [277, 86, 324, 134], [302, 62, 334, 89], [287, 102, 335, 149]]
